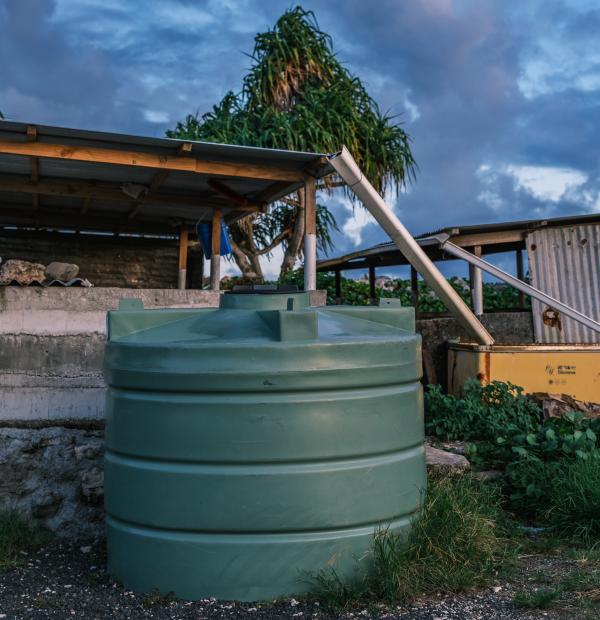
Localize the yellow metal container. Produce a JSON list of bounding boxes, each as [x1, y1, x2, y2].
[[447, 343, 600, 402]]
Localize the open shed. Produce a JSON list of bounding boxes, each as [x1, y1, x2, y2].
[[318, 212, 600, 334], [0, 120, 333, 289]]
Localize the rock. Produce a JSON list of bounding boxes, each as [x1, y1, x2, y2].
[[44, 261, 79, 281], [0, 259, 46, 285], [79, 467, 104, 505], [426, 445, 470, 472], [0, 427, 104, 538], [438, 440, 468, 455], [530, 392, 600, 419], [474, 470, 502, 482]]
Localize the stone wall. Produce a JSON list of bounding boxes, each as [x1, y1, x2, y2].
[[0, 230, 204, 288], [0, 424, 104, 538]]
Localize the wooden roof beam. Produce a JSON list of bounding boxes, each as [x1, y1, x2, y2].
[[81, 196, 91, 214], [0, 139, 306, 182], [208, 178, 252, 206], [0, 203, 184, 234], [127, 169, 170, 219], [0, 174, 260, 211], [177, 142, 193, 156]]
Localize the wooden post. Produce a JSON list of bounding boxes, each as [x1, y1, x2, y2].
[[210, 209, 221, 291], [472, 245, 483, 316], [368, 265, 376, 305], [178, 228, 188, 290], [303, 177, 317, 291], [410, 265, 419, 310], [198, 241, 205, 289], [516, 248, 525, 309], [335, 270, 342, 305]]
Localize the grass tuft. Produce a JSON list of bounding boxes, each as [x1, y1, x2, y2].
[[0, 510, 51, 570], [545, 457, 600, 543], [370, 475, 510, 603], [311, 475, 511, 608], [514, 587, 561, 609]]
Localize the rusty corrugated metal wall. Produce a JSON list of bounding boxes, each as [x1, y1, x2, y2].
[[527, 224, 600, 343]]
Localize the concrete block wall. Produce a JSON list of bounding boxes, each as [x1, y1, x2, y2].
[[0, 287, 222, 422], [417, 311, 534, 387], [0, 230, 202, 288]]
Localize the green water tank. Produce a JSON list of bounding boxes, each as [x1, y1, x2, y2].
[[104, 292, 425, 602]]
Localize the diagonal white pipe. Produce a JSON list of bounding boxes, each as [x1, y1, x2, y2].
[[436, 235, 600, 335], [328, 146, 494, 345]]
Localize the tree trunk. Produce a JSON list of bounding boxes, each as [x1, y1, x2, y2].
[[280, 192, 305, 276], [229, 237, 264, 281]]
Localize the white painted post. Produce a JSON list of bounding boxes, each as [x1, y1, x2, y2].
[[304, 177, 317, 292], [178, 228, 188, 290]]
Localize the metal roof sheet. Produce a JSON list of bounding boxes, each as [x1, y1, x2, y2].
[[528, 224, 600, 344], [318, 213, 600, 270], [0, 120, 333, 235]]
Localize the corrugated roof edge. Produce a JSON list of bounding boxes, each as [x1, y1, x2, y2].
[[0, 119, 334, 175], [317, 212, 600, 268]]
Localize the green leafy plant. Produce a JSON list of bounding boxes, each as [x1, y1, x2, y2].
[[426, 380, 600, 519], [169, 7, 415, 280], [425, 380, 540, 464], [503, 414, 600, 516], [278, 271, 528, 311]]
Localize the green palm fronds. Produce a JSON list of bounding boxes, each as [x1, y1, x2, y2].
[[168, 6, 416, 278]]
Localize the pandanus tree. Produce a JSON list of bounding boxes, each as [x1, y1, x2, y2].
[[168, 6, 416, 280]]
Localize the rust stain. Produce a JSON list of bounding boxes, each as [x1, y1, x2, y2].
[[484, 351, 491, 384], [476, 351, 491, 384], [542, 307, 562, 332]]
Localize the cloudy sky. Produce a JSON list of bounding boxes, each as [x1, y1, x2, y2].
[[1, 0, 599, 278]]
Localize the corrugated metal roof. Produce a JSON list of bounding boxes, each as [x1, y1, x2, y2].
[[528, 224, 600, 344], [415, 213, 600, 239], [0, 120, 331, 168], [0, 120, 332, 235], [318, 212, 600, 270]]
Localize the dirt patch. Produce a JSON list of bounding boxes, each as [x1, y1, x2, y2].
[[0, 539, 598, 619]]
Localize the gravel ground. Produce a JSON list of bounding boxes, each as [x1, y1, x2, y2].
[[0, 539, 597, 619]]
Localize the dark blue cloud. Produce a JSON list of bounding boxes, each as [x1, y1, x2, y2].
[[1, 0, 599, 273]]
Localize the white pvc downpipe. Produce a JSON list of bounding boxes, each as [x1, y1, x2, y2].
[[328, 147, 494, 345]]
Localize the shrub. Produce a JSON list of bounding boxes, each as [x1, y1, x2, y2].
[[0, 510, 51, 570], [425, 380, 541, 469], [279, 270, 528, 311], [503, 413, 600, 516], [545, 457, 600, 542], [425, 381, 600, 519], [311, 475, 510, 608]]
